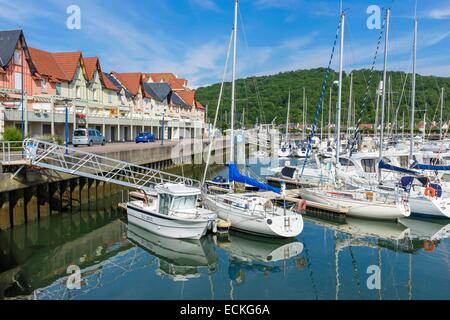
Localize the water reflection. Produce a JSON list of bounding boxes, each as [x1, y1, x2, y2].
[[126, 223, 217, 282]]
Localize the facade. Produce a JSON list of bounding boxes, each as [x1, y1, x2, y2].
[[0, 29, 206, 142]]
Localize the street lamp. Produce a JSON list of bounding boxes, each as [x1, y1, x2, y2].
[[161, 108, 166, 146], [62, 98, 71, 154]]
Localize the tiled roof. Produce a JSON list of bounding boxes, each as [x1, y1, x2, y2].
[[0, 30, 22, 68], [111, 72, 142, 96], [102, 72, 119, 91], [0, 66, 5, 74], [29, 47, 66, 80], [168, 78, 187, 90], [171, 92, 190, 109], [176, 90, 196, 108], [104, 73, 132, 97], [147, 73, 177, 83], [52, 51, 83, 81], [196, 101, 205, 110], [83, 57, 98, 81]]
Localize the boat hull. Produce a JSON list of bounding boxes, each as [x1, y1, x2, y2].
[[127, 204, 209, 240], [409, 197, 450, 219], [299, 190, 410, 221], [203, 196, 303, 238]]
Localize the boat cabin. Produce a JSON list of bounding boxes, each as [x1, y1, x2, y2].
[[155, 184, 200, 215]]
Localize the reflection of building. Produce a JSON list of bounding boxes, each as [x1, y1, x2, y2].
[[0, 30, 206, 141]]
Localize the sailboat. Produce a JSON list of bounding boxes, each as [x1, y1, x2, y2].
[[202, 0, 304, 238], [278, 91, 293, 158], [297, 10, 411, 221]]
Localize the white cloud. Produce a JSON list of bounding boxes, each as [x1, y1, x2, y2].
[[188, 0, 220, 12], [427, 7, 450, 19]]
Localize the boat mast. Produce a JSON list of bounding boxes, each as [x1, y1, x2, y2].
[[335, 11, 345, 175], [410, 16, 417, 162], [347, 72, 353, 138], [303, 87, 306, 140], [378, 8, 390, 183], [286, 90, 291, 142], [230, 0, 238, 167], [440, 87, 444, 140]]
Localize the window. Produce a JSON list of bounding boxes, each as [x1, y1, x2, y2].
[[93, 89, 98, 101], [56, 83, 62, 96], [14, 50, 20, 64], [158, 194, 172, 215], [361, 159, 376, 173], [108, 92, 112, 103], [76, 86, 81, 98], [43, 124, 51, 135], [14, 72, 22, 90], [41, 79, 47, 93], [339, 158, 354, 167], [172, 196, 197, 210]]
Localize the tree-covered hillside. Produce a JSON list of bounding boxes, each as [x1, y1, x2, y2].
[[196, 68, 450, 130]]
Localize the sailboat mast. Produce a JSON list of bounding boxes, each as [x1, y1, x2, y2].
[[347, 72, 353, 137], [410, 17, 417, 161], [286, 90, 290, 141], [378, 8, 390, 182], [230, 0, 238, 165], [303, 87, 306, 140], [440, 87, 444, 140], [336, 11, 345, 171], [328, 86, 332, 139]]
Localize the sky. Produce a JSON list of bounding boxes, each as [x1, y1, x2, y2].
[[1, 0, 450, 87]]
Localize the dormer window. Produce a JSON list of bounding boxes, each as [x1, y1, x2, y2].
[[41, 79, 47, 93], [93, 89, 98, 101], [76, 86, 81, 98], [14, 50, 20, 64], [56, 83, 62, 96], [108, 91, 112, 103]]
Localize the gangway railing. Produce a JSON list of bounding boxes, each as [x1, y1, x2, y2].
[[23, 138, 199, 194]]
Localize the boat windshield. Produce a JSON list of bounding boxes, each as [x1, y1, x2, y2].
[[171, 196, 197, 210]]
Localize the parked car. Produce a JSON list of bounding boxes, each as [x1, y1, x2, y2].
[[135, 132, 155, 143], [73, 128, 106, 147]]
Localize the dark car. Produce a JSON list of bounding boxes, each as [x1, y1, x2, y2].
[[135, 132, 155, 143]]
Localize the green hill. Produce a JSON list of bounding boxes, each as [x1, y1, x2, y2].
[[196, 68, 450, 131]]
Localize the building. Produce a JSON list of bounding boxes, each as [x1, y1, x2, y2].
[[0, 29, 206, 142]]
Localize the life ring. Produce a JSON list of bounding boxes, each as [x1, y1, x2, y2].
[[296, 200, 307, 212], [424, 187, 436, 198], [424, 240, 435, 252]]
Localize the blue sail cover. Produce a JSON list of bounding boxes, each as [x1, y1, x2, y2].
[[378, 160, 419, 175], [411, 163, 450, 171], [228, 163, 281, 194]]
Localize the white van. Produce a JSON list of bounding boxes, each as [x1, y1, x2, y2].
[[73, 128, 106, 147]]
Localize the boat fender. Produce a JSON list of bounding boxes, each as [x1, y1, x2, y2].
[[296, 200, 307, 212], [424, 240, 435, 252], [424, 187, 436, 198]]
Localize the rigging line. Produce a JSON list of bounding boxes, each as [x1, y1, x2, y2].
[[387, 58, 412, 138], [348, 9, 387, 159], [300, 13, 342, 177], [202, 29, 234, 186]]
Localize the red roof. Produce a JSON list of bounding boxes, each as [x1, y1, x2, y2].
[[168, 78, 187, 90], [147, 73, 177, 83], [29, 47, 66, 81], [196, 101, 205, 110], [111, 72, 143, 96], [176, 90, 196, 108], [52, 52, 84, 81], [102, 73, 119, 91], [83, 57, 99, 81], [0, 66, 5, 74]]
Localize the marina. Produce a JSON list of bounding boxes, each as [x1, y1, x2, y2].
[[0, 0, 450, 303]]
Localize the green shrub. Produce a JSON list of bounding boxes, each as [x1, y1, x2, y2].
[[2, 127, 22, 142]]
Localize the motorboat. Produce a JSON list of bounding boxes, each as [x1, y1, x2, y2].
[[127, 183, 217, 240]]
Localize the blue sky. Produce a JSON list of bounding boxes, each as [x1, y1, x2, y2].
[[1, 0, 450, 87]]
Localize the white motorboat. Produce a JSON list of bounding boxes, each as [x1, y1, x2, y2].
[[298, 187, 410, 221], [277, 142, 292, 157], [127, 183, 217, 240], [203, 192, 304, 238]]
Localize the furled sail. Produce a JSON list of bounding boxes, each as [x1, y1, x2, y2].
[[378, 160, 419, 175]]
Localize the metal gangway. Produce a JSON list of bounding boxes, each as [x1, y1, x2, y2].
[[22, 138, 199, 195]]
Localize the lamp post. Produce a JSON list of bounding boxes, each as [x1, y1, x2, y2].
[[161, 108, 166, 146], [62, 98, 71, 154]]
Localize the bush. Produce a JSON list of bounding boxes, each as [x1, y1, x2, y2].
[[2, 127, 22, 142]]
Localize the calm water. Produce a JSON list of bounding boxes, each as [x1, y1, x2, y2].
[[0, 160, 449, 300]]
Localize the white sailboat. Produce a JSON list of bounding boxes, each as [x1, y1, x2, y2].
[[203, 0, 304, 238], [297, 10, 411, 221]]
